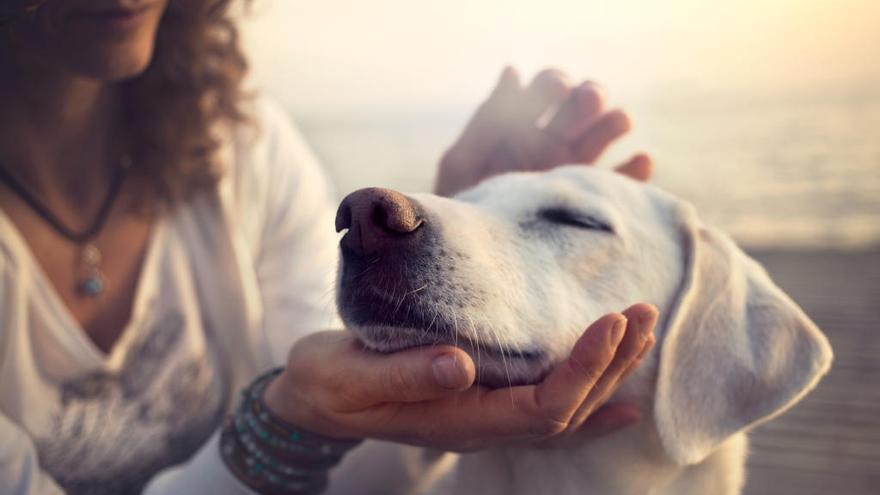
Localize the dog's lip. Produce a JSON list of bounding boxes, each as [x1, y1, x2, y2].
[[349, 322, 544, 361], [343, 285, 544, 359], [366, 284, 427, 305], [351, 324, 551, 387]]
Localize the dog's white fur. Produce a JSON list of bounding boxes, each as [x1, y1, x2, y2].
[[340, 166, 833, 495]]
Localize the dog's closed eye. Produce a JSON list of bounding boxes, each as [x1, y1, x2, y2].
[[538, 208, 614, 233]]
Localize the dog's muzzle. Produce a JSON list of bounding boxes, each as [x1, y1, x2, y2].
[[335, 187, 438, 332]]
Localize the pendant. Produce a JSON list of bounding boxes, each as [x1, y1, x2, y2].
[[79, 243, 106, 297]]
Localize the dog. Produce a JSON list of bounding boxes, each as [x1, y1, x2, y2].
[[333, 166, 833, 495]]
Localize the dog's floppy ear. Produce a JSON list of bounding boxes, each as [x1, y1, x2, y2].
[[654, 205, 832, 465]]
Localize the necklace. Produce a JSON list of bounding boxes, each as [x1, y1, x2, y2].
[[0, 155, 131, 297]]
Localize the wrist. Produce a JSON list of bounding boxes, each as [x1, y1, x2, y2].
[[262, 372, 307, 427], [261, 369, 356, 441], [220, 368, 362, 494]]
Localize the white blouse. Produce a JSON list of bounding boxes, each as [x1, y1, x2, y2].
[[0, 98, 360, 494]]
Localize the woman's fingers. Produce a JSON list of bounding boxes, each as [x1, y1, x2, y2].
[[516, 69, 572, 124], [502, 81, 605, 172], [539, 403, 642, 448], [344, 345, 476, 407], [566, 304, 658, 430], [312, 305, 655, 451], [575, 403, 642, 439], [572, 109, 632, 164], [372, 313, 628, 448], [619, 334, 655, 381], [615, 153, 654, 181], [544, 82, 605, 141], [470, 313, 629, 442], [483, 69, 575, 172], [528, 313, 628, 425], [447, 67, 570, 161], [289, 332, 476, 413], [447, 66, 522, 160], [437, 67, 646, 197]]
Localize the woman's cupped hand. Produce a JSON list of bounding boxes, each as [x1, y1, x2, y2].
[[262, 304, 657, 452]]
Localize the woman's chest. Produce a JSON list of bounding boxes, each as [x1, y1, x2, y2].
[[0, 193, 155, 353], [0, 236, 232, 493], [33, 305, 229, 494]]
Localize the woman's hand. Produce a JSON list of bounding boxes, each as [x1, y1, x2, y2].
[[435, 67, 653, 197], [262, 303, 657, 452]]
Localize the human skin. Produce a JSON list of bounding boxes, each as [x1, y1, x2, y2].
[[435, 66, 653, 197], [0, 0, 655, 460], [263, 306, 657, 451], [0, 0, 169, 352]]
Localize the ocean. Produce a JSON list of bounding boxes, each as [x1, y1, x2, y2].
[[289, 89, 880, 250]]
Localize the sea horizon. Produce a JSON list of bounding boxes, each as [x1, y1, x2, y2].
[[275, 86, 880, 251]]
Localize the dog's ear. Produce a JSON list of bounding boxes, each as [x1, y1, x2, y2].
[[654, 205, 832, 465]]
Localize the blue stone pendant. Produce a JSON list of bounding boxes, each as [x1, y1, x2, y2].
[[81, 275, 105, 296], [79, 244, 106, 297]]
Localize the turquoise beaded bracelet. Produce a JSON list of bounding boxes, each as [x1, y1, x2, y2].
[[220, 367, 362, 494]]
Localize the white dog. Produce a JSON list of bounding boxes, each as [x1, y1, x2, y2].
[[334, 166, 833, 495]]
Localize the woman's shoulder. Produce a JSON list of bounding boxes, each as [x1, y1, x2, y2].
[[224, 96, 328, 191], [217, 95, 337, 255]]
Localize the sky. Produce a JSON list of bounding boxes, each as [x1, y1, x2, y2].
[[240, 0, 880, 113]]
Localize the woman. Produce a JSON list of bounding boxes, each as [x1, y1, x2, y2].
[[0, 1, 658, 493]]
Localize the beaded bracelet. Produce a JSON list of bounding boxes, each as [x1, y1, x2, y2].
[[220, 368, 363, 494]]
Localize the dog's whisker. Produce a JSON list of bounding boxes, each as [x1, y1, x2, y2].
[[486, 321, 516, 404], [406, 283, 429, 296]]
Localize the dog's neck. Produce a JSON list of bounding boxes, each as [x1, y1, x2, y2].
[[453, 366, 671, 495], [455, 422, 674, 495]]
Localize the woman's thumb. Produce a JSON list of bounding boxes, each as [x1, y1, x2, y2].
[[356, 345, 476, 403]]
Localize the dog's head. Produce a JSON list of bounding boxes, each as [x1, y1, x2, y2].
[[335, 165, 831, 464]]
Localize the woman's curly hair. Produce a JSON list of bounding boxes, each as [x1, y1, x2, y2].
[[2, 0, 251, 206]]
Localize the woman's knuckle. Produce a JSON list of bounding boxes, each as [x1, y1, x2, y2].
[[285, 352, 311, 379], [533, 416, 569, 437], [320, 383, 363, 414], [566, 359, 604, 385], [384, 363, 418, 393]]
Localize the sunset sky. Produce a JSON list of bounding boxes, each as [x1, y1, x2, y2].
[[241, 0, 880, 112]]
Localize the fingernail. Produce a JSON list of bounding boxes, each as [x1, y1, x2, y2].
[[610, 317, 627, 347], [639, 306, 659, 334], [433, 354, 468, 390]]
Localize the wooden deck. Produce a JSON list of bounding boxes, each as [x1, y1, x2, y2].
[[743, 248, 880, 495]]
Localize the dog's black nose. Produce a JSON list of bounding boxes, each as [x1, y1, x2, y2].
[[336, 187, 424, 257]]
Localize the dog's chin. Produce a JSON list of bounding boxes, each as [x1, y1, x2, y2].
[[346, 323, 550, 388], [338, 279, 551, 387]]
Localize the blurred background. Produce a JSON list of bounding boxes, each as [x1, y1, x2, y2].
[[240, 1, 879, 493], [241, 0, 879, 250]]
